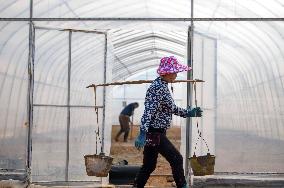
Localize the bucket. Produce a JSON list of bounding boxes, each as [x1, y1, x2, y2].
[[84, 153, 113, 177], [189, 153, 215, 176]]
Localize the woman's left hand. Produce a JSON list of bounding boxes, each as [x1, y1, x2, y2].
[[186, 107, 203, 117], [135, 131, 146, 150]]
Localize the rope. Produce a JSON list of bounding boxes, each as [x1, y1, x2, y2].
[[93, 86, 102, 154], [193, 81, 210, 155]]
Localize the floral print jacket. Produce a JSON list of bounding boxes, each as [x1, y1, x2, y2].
[[140, 77, 188, 132]]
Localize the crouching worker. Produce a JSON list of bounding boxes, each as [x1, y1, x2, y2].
[[133, 56, 203, 188], [115, 102, 139, 142]]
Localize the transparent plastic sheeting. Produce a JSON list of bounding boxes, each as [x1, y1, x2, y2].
[[0, 22, 29, 170], [2, 0, 283, 19], [0, 0, 30, 18], [33, 30, 107, 106], [31, 28, 113, 181], [111, 30, 188, 80], [190, 33, 216, 158], [33, 30, 69, 106], [0, 1, 284, 181], [32, 0, 191, 18], [32, 107, 104, 181], [195, 22, 284, 173], [194, 0, 284, 18]]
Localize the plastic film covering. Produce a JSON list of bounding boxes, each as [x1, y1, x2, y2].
[[195, 0, 284, 18], [32, 29, 69, 181], [70, 32, 105, 106], [194, 21, 284, 173], [69, 108, 101, 181], [3, 0, 282, 19], [0, 0, 284, 183], [0, 22, 29, 170], [69, 32, 113, 181], [33, 0, 191, 18], [32, 106, 67, 181], [33, 30, 69, 105], [111, 30, 188, 80], [0, 0, 30, 18], [191, 33, 217, 158]]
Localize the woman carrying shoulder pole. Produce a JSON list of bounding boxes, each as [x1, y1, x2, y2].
[[133, 56, 203, 188]]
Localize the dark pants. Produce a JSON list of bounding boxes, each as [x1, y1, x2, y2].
[[133, 130, 186, 188], [115, 114, 130, 142]]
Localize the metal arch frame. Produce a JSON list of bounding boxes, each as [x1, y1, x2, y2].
[[112, 48, 187, 78], [115, 40, 186, 58], [112, 35, 193, 77], [111, 29, 147, 43], [113, 64, 159, 82], [112, 31, 188, 77], [214, 22, 284, 138], [112, 30, 187, 44], [195, 17, 284, 153], [113, 33, 186, 48], [218, 44, 273, 135], [114, 40, 185, 60], [116, 47, 185, 61], [113, 57, 161, 80]]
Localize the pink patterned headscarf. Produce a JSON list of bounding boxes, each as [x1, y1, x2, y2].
[[157, 56, 192, 75]]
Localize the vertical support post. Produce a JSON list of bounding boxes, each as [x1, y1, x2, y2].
[[101, 33, 107, 154], [26, 0, 34, 183], [185, 25, 193, 182], [214, 40, 218, 154], [186, 0, 194, 185], [65, 30, 72, 181]]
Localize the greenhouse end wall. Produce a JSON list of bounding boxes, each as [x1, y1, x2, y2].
[[1, 0, 284, 186]]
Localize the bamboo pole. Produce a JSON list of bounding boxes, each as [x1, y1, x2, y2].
[[86, 79, 204, 88]]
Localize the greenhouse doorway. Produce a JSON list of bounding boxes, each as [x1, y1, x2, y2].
[[30, 26, 109, 182]]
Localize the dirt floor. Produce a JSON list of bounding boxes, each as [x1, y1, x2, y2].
[[110, 125, 181, 187]]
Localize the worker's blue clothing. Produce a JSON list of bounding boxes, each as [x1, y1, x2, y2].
[[116, 102, 138, 142], [120, 103, 137, 116]]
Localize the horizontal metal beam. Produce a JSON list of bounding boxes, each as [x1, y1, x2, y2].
[[32, 180, 101, 186], [33, 104, 103, 108], [0, 168, 26, 172], [34, 25, 107, 34], [1, 17, 284, 22]]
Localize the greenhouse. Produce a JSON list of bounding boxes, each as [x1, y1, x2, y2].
[[0, 0, 284, 187]]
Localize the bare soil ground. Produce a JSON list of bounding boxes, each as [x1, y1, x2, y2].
[[110, 125, 181, 187]]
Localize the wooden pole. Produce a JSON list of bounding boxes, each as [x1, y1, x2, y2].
[[87, 79, 204, 88]]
